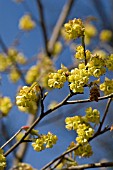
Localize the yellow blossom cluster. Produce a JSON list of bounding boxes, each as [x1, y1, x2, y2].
[[19, 14, 36, 31], [85, 107, 100, 124], [100, 29, 112, 42], [16, 83, 39, 114], [75, 142, 93, 157], [26, 54, 55, 88], [0, 48, 26, 83], [0, 97, 12, 116], [65, 107, 100, 144], [11, 162, 36, 170], [32, 132, 58, 152], [100, 77, 113, 95], [64, 18, 85, 40], [48, 64, 69, 89], [86, 55, 106, 77], [75, 45, 91, 60], [68, 64, 89, 93], [106, 54, 113, 71], [0, 148, 6, 170]]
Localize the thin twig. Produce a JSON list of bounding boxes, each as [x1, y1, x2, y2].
[[4, 92, 73, 157], [41, 127, 110, 170], [36, 0, 50, 56], [65, 93, 113, 104], [62, 161, 113, 169], [1, 129, 22, 149], [0, 35, 27, 85], [98, 98, 112, 132], [82, 35, 87, 65]]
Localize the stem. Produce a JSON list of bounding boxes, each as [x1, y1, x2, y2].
[[41, 127, 110, 170], [27, 82, 38, 93], [82, 35, 87, 65], [66, 93, 113, 104], [1, 129, 22, 149], [62, 162, 113, 169], [98, 98, 112, 132], [4, 92, 73, 157], [36, 0, 50, 56]]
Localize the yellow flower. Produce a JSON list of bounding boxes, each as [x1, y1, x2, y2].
[[100, 29, 112, 42], [0, 97, 12, 116], [19, 14, 36, 31], [64, 18, 85, 40]]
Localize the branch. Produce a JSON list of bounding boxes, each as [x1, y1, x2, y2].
[[65, 93, 113, 104], [48, 0, 75, 54], [0, 35, 27, 85], [36, 0, 50, 56], [82, 35, 87, 65], [97, 98, 112, 132], [41, 127, 110, 170], [4, 92, 73, 157], [62, 161, 113, 169]]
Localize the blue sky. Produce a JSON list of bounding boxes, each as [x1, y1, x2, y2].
[[0, 0, 113, 169]]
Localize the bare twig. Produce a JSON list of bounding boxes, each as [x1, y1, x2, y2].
[[97, 98, 112, 132], [41, 126, 110, 170], [82, 35, 87, 65], [0, 35, 27, 85], [36, 0, 50, 56], [62, 161, 113, 169], [65, 93, 113, 104], [4, 92, 73, 157], [1, 129, 22, 149]]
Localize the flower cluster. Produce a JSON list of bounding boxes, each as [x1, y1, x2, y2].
[[75, 45, 91, 60], [19, 14, 36, 31], [65, 116, 94, 144], [65, 116, 84, 131], [16, 83, 39, 114], [48, 64, 69, 89], [0, 53, 8, 72], [26, 54, 55, 88], [11, 162, 36, 170], [74, 142, 93, 157], [76, 123, 94, 144], [68, 64, 89, 93], [86, 54, 106, 77], [85, 107, 100, 124], [9, 67, 21, 83], [64, 18, 85, 40], [106, 54, 113, 71], [100, 77, 113, 95], [7, 48, 26, 65], [0, 97, 12, 116], [51, 41, 62, 56], [0, 148, 6, 170], [100, 29, 112, 42], [65, 107, 100, 144], [32, 132, 58, 152], [0, 48, 26, 83]]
